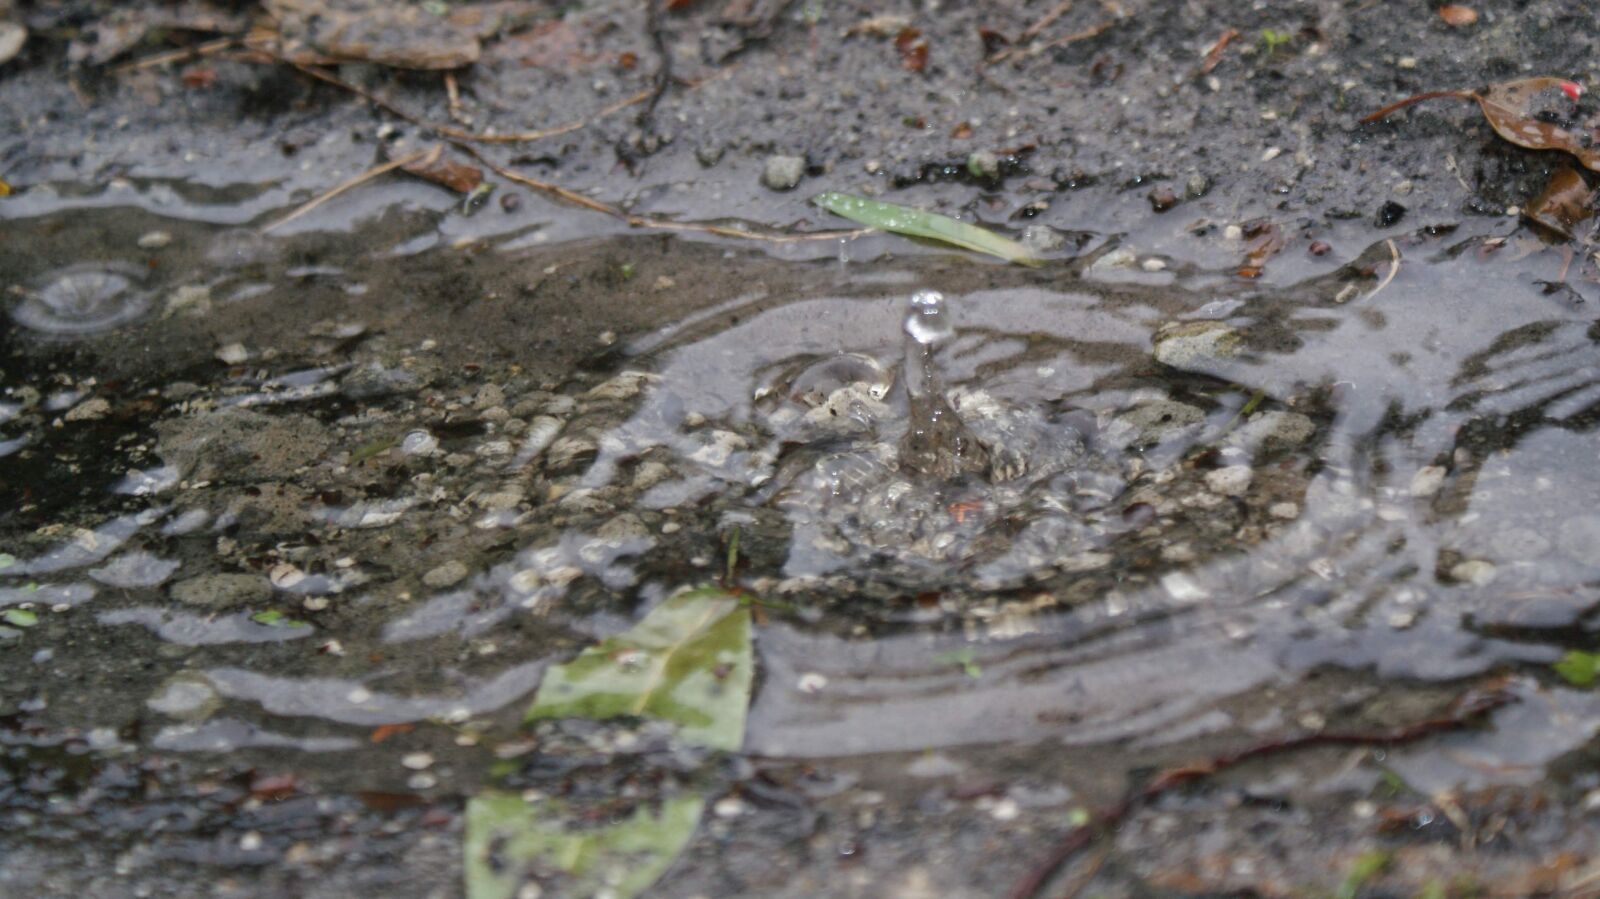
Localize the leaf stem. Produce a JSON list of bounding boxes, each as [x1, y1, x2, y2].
[[1360, 90, 1474, 124]]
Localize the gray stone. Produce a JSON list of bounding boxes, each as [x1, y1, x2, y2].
[[422, 560, 470, 589], [170, 573, 271, 609], [1153, 321, 1242, 370], [1105, 401, 1205, 448], [761, 154, 806, 191]]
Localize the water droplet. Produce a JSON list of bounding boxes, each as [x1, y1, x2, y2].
[[904, 289, 953, 346]]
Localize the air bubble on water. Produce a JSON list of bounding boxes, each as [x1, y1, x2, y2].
[[10, 264, 152, 336]]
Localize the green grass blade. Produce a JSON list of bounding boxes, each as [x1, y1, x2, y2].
[[813, 192, 1039, 265]]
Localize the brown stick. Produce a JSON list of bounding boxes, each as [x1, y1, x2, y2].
[[261, 149, 431, 232], [1198, 28, 1239, 75], [1019, 0, 1075, 42], [1008, 682, 1514, 899], [273, 55, 652, 144], [1360, 89, 1475, 124], [456, 144, 869, 244], [111, 36, 237, 74]]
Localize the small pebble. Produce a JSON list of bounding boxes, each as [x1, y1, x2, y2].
[[797, 672, 828, 694], [1205, 465, 1253, 497], [1409, 465, 1447, 497], [215, 343, 249, 365], [137, 230, 173, 249], [713, 796, 748, 818], [1450, 559, 1498, 586], [423, 560, 470, 589], [401, 752, 435, 770], [761, 154, 806, 191], [63, 397, 111, 422]]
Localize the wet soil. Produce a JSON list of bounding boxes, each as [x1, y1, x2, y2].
[[6, 1, 1600, 897]]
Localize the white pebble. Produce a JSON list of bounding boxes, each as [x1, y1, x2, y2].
[[1205, 465, 1253, 496]]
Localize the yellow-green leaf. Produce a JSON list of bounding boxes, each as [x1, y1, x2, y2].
[[812, 192, 1040, 265], [526, 587, 752, 751], [465, 792, 702, 899]]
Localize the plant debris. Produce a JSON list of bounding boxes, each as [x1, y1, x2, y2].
[[464, 793, 703, 899], [812, 192, 1040, 264], [401, 146, 486, 194], [525, 586, 753, 751], [1523, 166, 1595, 240], [1363, 77, 1600, 172], [1236, 219, 1286, 278], [1008, 680, 1514, 899], [262, 0, 533, 70], [1555, 650, 1599, 687], [1437, 4, 1478, 26]]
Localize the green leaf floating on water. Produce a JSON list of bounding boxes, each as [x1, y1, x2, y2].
[[2, 608, 38, 627], [1555, 650, 1600, 687], [250, 609, 310, 628], [465, 793, 702, 899], [527, 587, 752, 751], [812, 192, 1040, 265]]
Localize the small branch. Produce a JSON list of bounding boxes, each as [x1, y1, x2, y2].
[[1360, 89, 1474, 125], [1008, 682, 1513, 899], [261, 149, 431, 232], [271, 54, 651, 144], [1019, 0, 1075, 43], [1366, 238, 1401, 302], [111, 36, 237, 74], [457, 144, 869, 245], [1198, 28, 1239, 76]]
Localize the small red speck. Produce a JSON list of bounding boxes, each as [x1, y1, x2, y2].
[[1561, 81, 1583, 101]]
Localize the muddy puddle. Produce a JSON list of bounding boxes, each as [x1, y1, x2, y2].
[[5, 178, 1600, 897]]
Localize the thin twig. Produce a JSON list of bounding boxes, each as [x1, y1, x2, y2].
[[261, 149, 431, 232], [271, 55, 652, 144], [1360, 89, 1474, 125], [1025, 20, 1118, 57], [444, 71, 464, 124], [457, 144, 869, 244], [1019, 0, 1075, 42], [1008, 682, 1513, 899], [1367, 238, 1401, 301], [111, 36, 237, 74], [1198, 27, 1239, 75]]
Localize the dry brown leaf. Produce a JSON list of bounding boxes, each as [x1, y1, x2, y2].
[[1236, 220, 1285, 278], [1523, 166, 1595, 239], [1472, 78, 1600, 170], [895, 27, 928, 72], [402, 147, 485, 194], [1365, 77, 1600, 172]]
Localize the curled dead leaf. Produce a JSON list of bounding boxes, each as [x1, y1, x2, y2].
[[1523, 166, 1595, 240], [1365, 77, 1600, 172], [895, 27, 929, 73], [401, 146, 485, 194], [1236, 219, 1285, 278]]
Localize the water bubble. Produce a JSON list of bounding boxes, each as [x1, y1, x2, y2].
[[10, 264, 152, 336], [904, 289, 953, 346]]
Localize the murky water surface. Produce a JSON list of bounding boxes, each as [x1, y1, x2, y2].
[[5, 180, 1600, 894]]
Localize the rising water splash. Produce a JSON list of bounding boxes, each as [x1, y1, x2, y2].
[[898, 289, 990, 479]]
